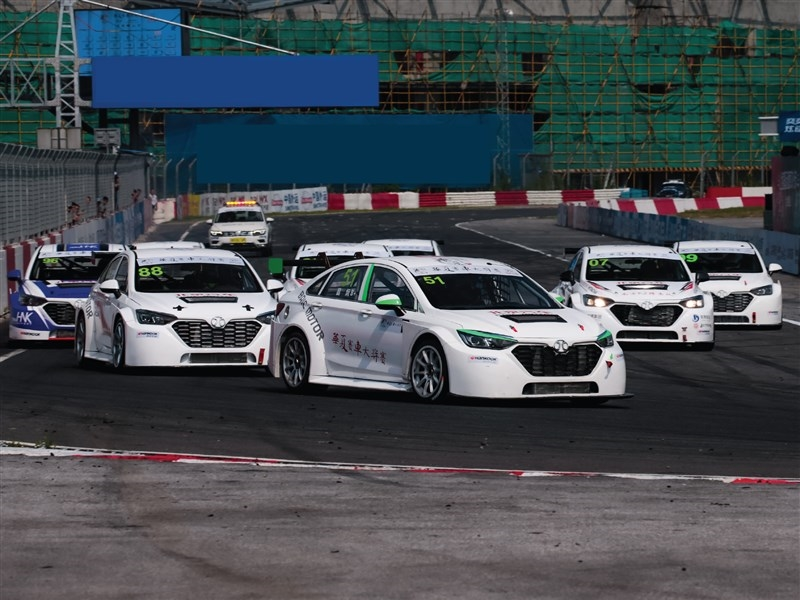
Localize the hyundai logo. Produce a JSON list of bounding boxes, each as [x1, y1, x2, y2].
[[210, 316, 226, 329], [639, 300, 655, 310], [553, 339, 569, 354]]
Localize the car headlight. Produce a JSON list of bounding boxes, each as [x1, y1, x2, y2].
[[209, 229, 223, 237], [256, 311, 276, 324], [19, 292, 47, 306], [582, 294, 613, 308], [751, 284, 773, 296], [596, 329, 615, 348], [680, 295, 705, 308], [250, 229, 266, 236], [457, 329, 517, 350], [135, 309, 177, 325]]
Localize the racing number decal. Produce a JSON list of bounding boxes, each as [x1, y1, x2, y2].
[[588, 258, 608, 267], [680, 253, 698, 263], [422, 275, 445, 285], [41, 258, 60, 264], [138, 266, 164, 277], [342, 268, 360, 287]]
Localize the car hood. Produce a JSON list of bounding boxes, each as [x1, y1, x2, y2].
[[211, 222, 267, 232], [698, 273, 773, 293], [442, 308, 608, 344], [583, 280, 699, 300], [27, 280, 95, 299], [132, 292, 276, 318]]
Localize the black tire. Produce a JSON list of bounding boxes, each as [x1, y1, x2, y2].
[[111, 318, 126, 370], [410, 338, 449, 402], [75, 314, 89, 368], [281, 331, 312, 393]]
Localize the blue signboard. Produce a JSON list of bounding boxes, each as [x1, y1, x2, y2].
[[76, 9, 182, 75], [91, 55, 379, 109], [778, 111, 800, 142]]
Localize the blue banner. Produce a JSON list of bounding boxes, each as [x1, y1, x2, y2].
[[778, 111, 800, 142]]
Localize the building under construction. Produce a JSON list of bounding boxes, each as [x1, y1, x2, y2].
[[1, 0, 798, 192]]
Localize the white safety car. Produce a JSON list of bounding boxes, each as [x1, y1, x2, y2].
[[7, 243, 124, 343], [672, 240, 783, 328], [552, 244, 715, 349], [269, 242, 393, 297], [75, 246, 283, 369], [363, 238, 444, 256], [269, 255, 628, 404], [206, 200, 274, 255]]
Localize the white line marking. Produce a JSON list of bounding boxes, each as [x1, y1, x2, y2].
[[2, 443, 797, 485], [0, 349, 26, 364], [455, 222, 570, 262]]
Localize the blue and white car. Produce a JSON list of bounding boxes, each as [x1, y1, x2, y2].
[[7, 243, 124, 343]]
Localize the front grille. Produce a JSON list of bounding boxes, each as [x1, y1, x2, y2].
[[522, 382, 598, 395], [716, 315, 750, 323], [713, 293, 752, 313], [511, 343, 602, 377], [188, 353, 252, 364], [43, 301, 76, 325], [617, 330, 679, 340], [610, 304, 681, 327], [172, 319, 262, 348]]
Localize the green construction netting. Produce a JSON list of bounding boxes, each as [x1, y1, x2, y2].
[[1, 13, 795, 172]]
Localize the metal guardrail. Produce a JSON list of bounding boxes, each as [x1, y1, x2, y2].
[[0, 142, 151, 245]]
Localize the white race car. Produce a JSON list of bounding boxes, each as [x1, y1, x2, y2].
[[363, 238, 444, 256], [7, 243, 124, 343], [672, 240, 783, 329], [206, 200, 274, 255], [270, 242, 393, 297], [269, 255, 628, 404], [75, 246, 283, 369], [553, 244, 715, 350]]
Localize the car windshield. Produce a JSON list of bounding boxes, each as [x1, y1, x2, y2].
[[585, 257, 690, 281], [31, 254, 116, 281], [295, 255, 365, 280], [415, 273, 560, 310], [215, 210, 264, 223], [680, 252, 762, 273], [135, 260, 263, 293]]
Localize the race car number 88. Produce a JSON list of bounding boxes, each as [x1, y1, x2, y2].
[[138, 266, 164, 277]]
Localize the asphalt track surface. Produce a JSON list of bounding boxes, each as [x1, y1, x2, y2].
[[1, 207, 798, 599]]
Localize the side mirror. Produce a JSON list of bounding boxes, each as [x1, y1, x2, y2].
[[205, 218, 213, 225], [768, 263, 783, 274], [99, 279, 121, 297], [266, 279, 284, 294], [695, 271, 710, 283], [559, 270, 574, 283], [375, 293, 405, 316], [266, 217, 275, 223], [7, 269, 22, 282]]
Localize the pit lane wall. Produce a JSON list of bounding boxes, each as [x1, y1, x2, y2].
[[557, 203, 800, 276]]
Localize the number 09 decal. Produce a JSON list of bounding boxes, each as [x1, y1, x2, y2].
[[680, 253, 698, 263]]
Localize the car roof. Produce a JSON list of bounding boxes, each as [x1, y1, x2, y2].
[[364, 238, 440, 252], [130, 247, 247, 262], [130, 241, 206, 250], [367, 255, 523, 276], [37, 242, 125, 257], [294, 242, 393, 258], [674, 240, 757, 253], [581, 244, 680, 258]]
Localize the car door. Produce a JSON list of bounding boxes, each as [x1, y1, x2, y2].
[[95, 256, 129, 353], [343, 265, 414, 381]]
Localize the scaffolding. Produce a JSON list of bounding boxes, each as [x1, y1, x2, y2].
[[1, 3, 798, 191]]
